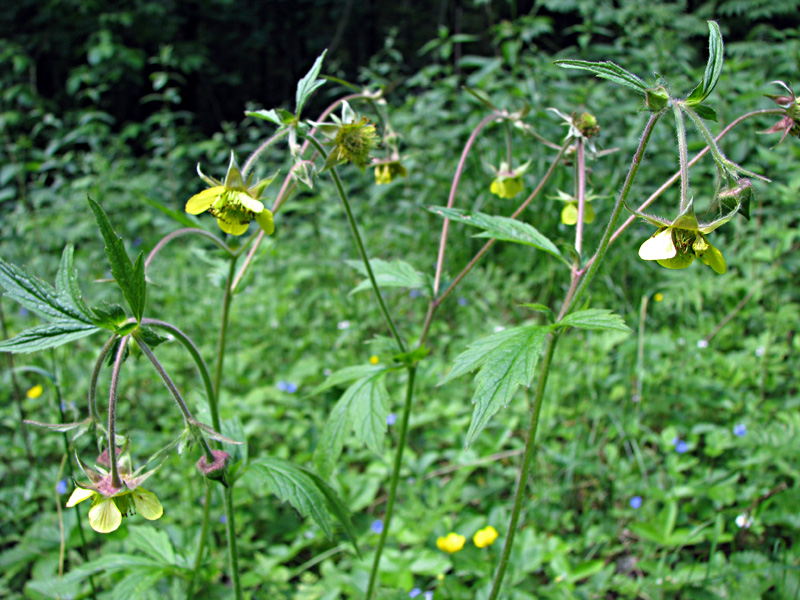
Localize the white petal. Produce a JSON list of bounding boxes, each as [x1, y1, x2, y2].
[[639, 229, 677, 261]]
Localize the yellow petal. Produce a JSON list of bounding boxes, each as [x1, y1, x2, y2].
[[88, 497, 122, 533], [186, 187, 224, 214], [216, 218, 249, 236], [584, 202, 595, 224], [639, 228, 677, 261], [561, 204, 578, 225], [701, 243, 727, 274], [132, 488, 163, 521], [657, 253, 695, 269], [255, 210, 275, 235], [490, 179, 502, 197], [66, 487, 94, 507], [232, 190, 264, 213]]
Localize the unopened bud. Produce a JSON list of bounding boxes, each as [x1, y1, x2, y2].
[[196, 449, 230, 486], [573, 112, 599, 138], [645, 86, 670, 112]]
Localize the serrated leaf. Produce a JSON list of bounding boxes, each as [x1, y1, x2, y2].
[[520, 303, 555, 323], [428, 207, 563, 262], [55, 245, 92, 321], [126, 526, 177, 566], [310, 364, 385, 395], [439, 326, 524, 386], [557, 309, 631, 332], [88, 197, 147, 322], [0, 320, 99, 353], [691, 103, 718, 122], [313, 372, 390, 479], [91, 302, 127, 330], [296, 49, 328, 118], [0, 254, 93, 324], [250, 458, 334, 539], [245, 109, 285, 126], [301, 468, 361, 557], [686, 22, 724, 106], [347, 259, 429, 296], [554, 60, 648, 95], [465, 325, 549, 445]]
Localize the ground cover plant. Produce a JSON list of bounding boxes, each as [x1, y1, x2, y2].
[[2, 3, 799, 599]]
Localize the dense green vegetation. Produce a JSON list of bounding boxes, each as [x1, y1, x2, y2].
[[1, 1, 799, 599]]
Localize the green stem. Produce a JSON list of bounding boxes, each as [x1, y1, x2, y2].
[[187, 485, 212, 598], [305, 134, 406, 354], [107, 336, 130, 489], [365, 367, 417, 600], [561, 112, 663, 318], [672, 103, 691, 212], [486, 334, 558, 600]]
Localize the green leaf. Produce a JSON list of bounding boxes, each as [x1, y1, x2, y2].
[[249, 458, 334, 539], [313, 372, 390, 479], [0, 320, 99, 353], [296, 49, 328, 118], [690, 103, 718, 122], [301, 468, 361, 558], [90, 302, 127, 330], [0, 252, 93, 324], [88, 197, 147, 322], [310, 364, 384, 395], [686, 22, 724, 105], [556, 309, 631, 333], [554, 59, 648, 95], [347, 259, 429, 296], [245, 108, 285, 126], [441, 325, 550, 446], [520, 303, 555, 323], [126, 526, 177, 566], [428, 207, 563, 262]]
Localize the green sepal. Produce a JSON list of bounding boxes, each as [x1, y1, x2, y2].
[[393, 344, 430, 368], [137, 325, 168, 350], [91, 303, 127, 331]]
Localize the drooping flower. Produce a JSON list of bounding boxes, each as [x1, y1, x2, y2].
[[436, 532, 466, 554], [489, 160, 530, 199], [473, 525, 499, 548], [639, 226, 726, 274], [66, 444, 163, 533], [553, 189, 598, 226], [185, 152, 277, 236], [761, 81, 800, 147], [374, 160, 407, 185]]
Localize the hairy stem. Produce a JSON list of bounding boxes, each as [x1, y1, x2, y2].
[[575, 138, 586, 256], [673, 103, 691, 212], [242, 128, 290, 176], [107, 336, 130, 489], [486, 334, 558, 600], [365, 367, 417, 600], [305, 134, 407, 353]]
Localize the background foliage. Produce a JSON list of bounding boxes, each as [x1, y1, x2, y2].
[[1, 0, 799, 598]]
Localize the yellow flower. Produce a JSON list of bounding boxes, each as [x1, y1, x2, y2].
[[473, 525, 499, 548], [67, 483, 163, 534], [374, 160, 407, 185], [314, 102, 379, 172], [436, 532, 466, 554], [369, 355, 380, 365], [67, 443, 163, 533], [638, 227, 726, 274], [186, 153, 277, 236], [26, 385, 43, 399], [654, 293, 664, 302], [490, 176, 524, 199]]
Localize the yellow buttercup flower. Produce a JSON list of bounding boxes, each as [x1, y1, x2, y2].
[[436, 532, 466, 554], [186, 153, 277, 236], [369, 355, 380, 365], [473, 525, 499, 548], [654, 293, 664, 302], [490, 175, 524, 199], [26, 385, 43, 399]]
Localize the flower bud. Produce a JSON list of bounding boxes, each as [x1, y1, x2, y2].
[[645, 86, 670, 112], [573, 112, 600, 138], [196, 449, 231, 487]]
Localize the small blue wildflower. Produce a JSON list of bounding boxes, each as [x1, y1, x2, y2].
[[386, 413, 397, 426], [19, 307, 29, 317], [409, 289, 422, 298], [457, 297, 467, 306], [285, 382, 298, 394], [371, 519, 384, 534], [56, 479, 68, 495], [409, 589, 422, 599], [277, 381, 288, 392], [675, 440, 689, 454], [629, 496, 642, 509], [61, 402, 68, 411], [220, 514, 227, 524], [733, 423, 747, 437], [132, 237, 143, 248]]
